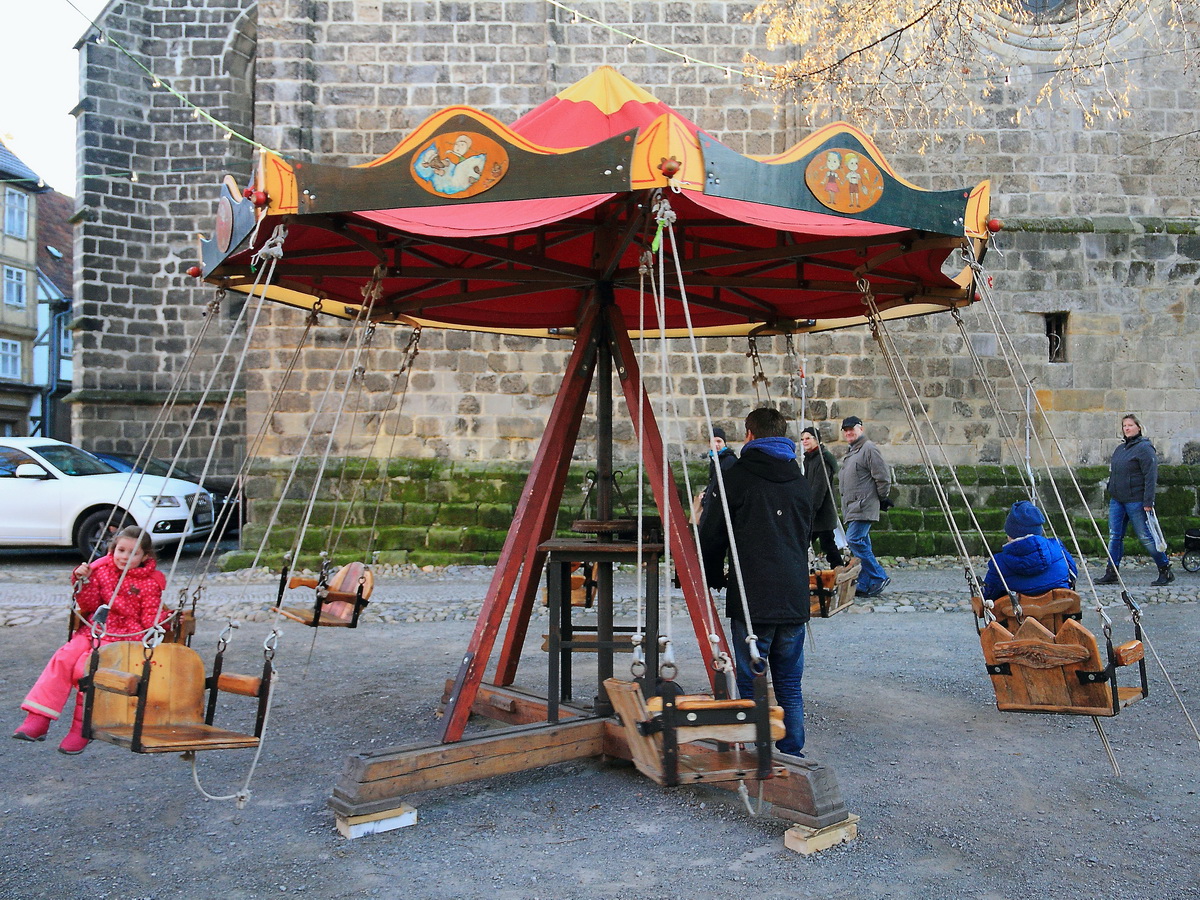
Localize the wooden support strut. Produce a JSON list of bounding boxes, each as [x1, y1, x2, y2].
[[438, 304, 600, 743]]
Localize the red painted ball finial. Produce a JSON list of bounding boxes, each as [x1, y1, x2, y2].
[[986, 218, 1003, 233], [186, 265, 202, 278], [252, 191, 269, 208], [658, 157, 682, 178]]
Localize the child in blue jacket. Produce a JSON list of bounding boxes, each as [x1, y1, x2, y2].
[[982, 501, 1077, 602]]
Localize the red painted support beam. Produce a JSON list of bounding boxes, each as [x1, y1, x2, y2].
[[493, 352, 596, 686], [439, 307, 599, 742]]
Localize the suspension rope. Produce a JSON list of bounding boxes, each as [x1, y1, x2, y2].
[[964, 250, 1200, 749], [656, 197, 756, 684], [857, 276, 992, 606], [248, 267, 382, 572], [361, 327, 422, 560], [190, 626, 280, 808]]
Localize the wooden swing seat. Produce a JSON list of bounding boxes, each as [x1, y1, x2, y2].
[[604, 679, 786, 785], [809, 558, 861, 618], [280, 561, 374, 627], [645, 693, 785, 743], [980, 617, 1145, 716], [86, 641, 263, 753]]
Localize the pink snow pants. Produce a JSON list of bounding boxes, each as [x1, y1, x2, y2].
[[22, 631, 94, 720]]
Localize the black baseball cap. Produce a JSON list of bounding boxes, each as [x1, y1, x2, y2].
[[841, 416, 863, 430]]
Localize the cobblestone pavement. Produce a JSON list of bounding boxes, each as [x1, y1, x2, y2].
[[1, 555, 1194, 629]]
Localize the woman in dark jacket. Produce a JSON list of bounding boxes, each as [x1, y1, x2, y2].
[[1096, 414, 1173, 586], [800, 427, 842, 568]]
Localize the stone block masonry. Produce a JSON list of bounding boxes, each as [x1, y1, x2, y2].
[[78, 0, 1200, 478]]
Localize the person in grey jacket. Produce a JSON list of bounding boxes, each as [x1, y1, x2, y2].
[[839, 416, 893, 596], [1096, 414, 1174, 586]]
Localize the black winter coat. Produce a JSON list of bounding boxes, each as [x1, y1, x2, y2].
[[803, 446, 839, 533], [698, 447, 813, 626]]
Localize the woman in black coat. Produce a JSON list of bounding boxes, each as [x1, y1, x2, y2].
[[800, 427, 842, 569]]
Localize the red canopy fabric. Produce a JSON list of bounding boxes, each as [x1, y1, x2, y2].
[[208, 68, 986, 336]]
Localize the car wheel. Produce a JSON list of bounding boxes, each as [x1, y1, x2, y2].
[[75, 508, 133, 560]]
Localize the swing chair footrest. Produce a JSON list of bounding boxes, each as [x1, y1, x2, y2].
[[276, 606, 358, 627], [92, 724, 261, 753]]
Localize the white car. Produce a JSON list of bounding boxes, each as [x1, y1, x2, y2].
[[0, 437, 215, 558]]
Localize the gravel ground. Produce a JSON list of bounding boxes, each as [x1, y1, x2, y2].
[[1, 554, 1198, 900]]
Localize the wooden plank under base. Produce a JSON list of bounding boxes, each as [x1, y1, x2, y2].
[[336, 804, 418, 840], [784, 813, 860, 856]]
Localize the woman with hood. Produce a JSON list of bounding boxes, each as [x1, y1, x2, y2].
[[800, 426, 842, 569]]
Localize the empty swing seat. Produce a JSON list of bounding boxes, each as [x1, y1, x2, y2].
[[809, 558, 861, 617], [979, 617, 1145, 716], [604, 678, 786, 786], [85, 641, 266, 753], [280, 561, 374, 627]]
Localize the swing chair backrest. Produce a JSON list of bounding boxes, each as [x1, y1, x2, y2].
[[979, 617, 1143, 716], [645, 693, 785, 743], [87, 641, 262, 753], [809, 559, 861, 617], [329, 561, 373, 599], [989, 588, 1082, 634], [282, 561, 374, 627]]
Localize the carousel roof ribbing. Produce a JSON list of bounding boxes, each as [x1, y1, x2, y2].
[[199, 67, 991, 337]]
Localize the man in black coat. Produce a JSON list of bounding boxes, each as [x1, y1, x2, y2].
[[699, 407, 811, 756]]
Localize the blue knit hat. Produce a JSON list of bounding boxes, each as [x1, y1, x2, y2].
[[1005, 500, 1045, 538]]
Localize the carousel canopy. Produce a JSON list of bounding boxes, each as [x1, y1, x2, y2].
[[200, 67, 991, 337]]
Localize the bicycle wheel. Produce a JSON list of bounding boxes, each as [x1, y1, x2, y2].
[[1182, 550, 1200, 573]]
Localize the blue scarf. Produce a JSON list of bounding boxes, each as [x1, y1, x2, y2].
[[743, 436, 796, 460]]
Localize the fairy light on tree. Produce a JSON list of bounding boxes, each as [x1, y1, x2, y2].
[[743, 0, 1199, 150]]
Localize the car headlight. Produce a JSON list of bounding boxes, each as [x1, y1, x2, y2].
[[139, 495, 181, 508]]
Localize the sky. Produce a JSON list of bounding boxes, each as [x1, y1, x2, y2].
[[1, 0, 109, 196]]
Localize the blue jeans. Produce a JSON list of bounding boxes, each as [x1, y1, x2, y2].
[[846, 519, 887, 591], [1107, 499, 1169, 569], [730, 618, 805, 755]]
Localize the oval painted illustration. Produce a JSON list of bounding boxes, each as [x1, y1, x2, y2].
[[410, 131, 509, 199], [215, 193, 235, 253], [804, 149, 884, 214]]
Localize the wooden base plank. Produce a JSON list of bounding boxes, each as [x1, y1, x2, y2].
[[784, 813, 860, 856]]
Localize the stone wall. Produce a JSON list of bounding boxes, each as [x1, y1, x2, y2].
[[77, 0, 1200, 482], [71, 0, 257, 469], [228, 458, 1200, 569]]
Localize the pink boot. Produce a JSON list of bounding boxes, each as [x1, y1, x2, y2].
[[13, 711, 52, 742], [57, 694, 89, 755]]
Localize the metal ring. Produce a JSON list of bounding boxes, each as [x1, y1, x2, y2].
[[659, 661, 679, 681]]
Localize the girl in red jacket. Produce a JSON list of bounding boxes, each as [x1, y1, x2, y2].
[[12, 526, 168, 754]]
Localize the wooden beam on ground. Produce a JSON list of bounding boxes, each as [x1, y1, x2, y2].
[[329, 718, 607, 818]]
